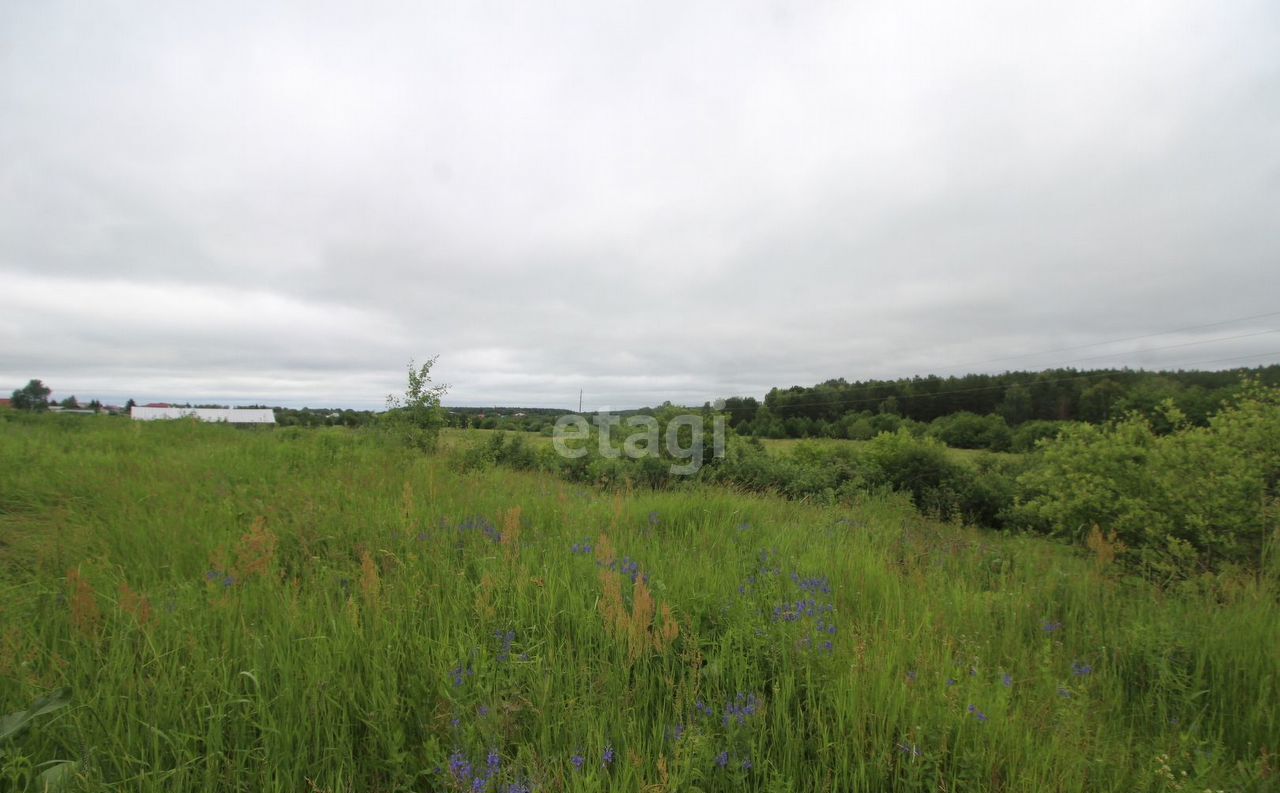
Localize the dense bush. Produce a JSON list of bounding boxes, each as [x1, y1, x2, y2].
[[927, 412, 1013, 451], [1010, 419, 1068, 452], [1015, 384, 1280, 578]]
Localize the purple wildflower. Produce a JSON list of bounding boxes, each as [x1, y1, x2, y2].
[[571, 754, 584, 771], [449, 751, 473, 783], [602, 745, 615, 768], [715, 750, 729, 769]]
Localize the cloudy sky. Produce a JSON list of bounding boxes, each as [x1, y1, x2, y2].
[[2, 1, 1278, 409]]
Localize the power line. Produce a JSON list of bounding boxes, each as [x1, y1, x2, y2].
[[747, 350, 1280, 414], [934, 309, 1280, 371], [1040, 328, 1279, 367]]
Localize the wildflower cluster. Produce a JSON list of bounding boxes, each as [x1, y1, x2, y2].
[[693, 693, 760, 775], [451, 664, 474, 687], [205, 568, 236, 588], [597, 555, 646, 584], [445, 749, 530, 792], [773, 572, 837, 653], [966, 704, 989, 723], [456, 516, 502, 544], [569, 539, 594, 555]]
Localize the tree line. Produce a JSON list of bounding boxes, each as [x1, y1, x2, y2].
[[719, 365, 1280, 440]]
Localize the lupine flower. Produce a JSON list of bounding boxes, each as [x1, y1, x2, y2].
[[715, 750, 729, 769], [946, 678, 956, 687], [1043, 621, 1062, 633], [967, 705, 988, 722], [571, 754, 584, 771], [477, 705, 490, 717], [1002, 673, 1013, 687], [723, 692, 759, 727], [1071, 661, 1093, 677], [449, 751, 473, 782], [487, 751, 500, 775], [741, 757, 753, 771], [471, 778, 488, 792], [896, 741, 923, 758], [602, 745, 615, 768]]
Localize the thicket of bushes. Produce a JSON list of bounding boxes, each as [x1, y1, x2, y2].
[[458, 383, 1280, 581]]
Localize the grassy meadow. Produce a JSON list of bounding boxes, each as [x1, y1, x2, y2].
[[0, 415, 1277, 791]]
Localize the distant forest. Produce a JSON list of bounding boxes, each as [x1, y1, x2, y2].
[[721, 365, 1280, 441]]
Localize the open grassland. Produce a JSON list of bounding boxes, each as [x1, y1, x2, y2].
[[0, 416, 1277, 791], [439, 428, 1002, 469], [754, 436, 1001, 465]]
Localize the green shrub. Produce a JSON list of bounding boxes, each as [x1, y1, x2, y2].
[[1015, 384, 1280, 577], [1011, 419, 1069, 452], [927, 412, 1013, 451]]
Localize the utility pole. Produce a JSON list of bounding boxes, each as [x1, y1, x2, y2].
[[578, 389, 583, 413]]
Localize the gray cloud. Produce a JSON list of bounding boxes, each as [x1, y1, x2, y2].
[[3, 1, 1279, 409]]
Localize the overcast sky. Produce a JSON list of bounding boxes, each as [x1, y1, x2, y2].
[[2, 1, 1278, 409]]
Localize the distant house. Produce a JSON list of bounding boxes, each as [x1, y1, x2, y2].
[[144, 402, 172, 408], [130, 407, 276, 424], [0, 398, 11, 410]]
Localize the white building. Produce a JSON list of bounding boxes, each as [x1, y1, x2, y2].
[[130, 407, 276, 424]]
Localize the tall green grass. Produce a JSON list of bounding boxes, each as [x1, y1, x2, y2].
[[0, 415, 1275, 791]]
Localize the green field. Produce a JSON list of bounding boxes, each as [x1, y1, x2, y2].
[[446, 428, 1001, 466], [1, 417, 1276, 791], [754, 436, 1002, 465]]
